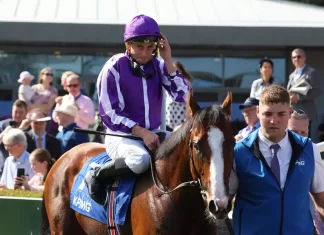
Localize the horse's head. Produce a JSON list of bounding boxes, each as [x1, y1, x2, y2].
[[188, 90, 234, 219]]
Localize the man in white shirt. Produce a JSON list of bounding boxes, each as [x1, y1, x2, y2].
[[53, 74, 95, 129], [0, 128, 34, 189], [287, 109, 324, 235], [230, 85, 324, 235]]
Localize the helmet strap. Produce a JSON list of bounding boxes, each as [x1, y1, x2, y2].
[[128, 56, 155, 79]]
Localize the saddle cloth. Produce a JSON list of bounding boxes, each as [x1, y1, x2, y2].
[[70, 152, 136, 226]]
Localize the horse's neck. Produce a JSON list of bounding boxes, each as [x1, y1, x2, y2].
[[156, 135, 192, 189]]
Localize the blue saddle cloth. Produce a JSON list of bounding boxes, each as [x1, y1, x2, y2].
[[70, 152, 136, 225]]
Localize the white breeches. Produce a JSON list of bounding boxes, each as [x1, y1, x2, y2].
[[105, 130, 171, 174]]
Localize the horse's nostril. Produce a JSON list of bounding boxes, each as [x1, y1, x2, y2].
[[208, 200, 218, 215]]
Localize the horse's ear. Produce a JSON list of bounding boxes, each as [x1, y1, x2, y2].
[[187, 90, 200, 117], [221, 89, 232, 117]]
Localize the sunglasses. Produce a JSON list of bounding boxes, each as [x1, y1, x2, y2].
[[67, 84, 79, 88], [292, 55, 302, 59], [42, 73, 54, 76]]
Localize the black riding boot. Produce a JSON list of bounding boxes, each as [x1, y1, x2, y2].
[[84, 157, 135, 205]]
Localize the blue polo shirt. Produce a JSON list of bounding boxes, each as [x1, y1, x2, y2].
[[56, 123, 89, 153]]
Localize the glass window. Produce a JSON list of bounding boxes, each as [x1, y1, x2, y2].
[[82, 56, 110, 76], [224, 58, 286, 88], [19, 54, 82, 86], [0, 53, 20, 85], [172, 57, 223, 88]]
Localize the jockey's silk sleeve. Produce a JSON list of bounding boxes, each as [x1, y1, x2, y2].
[[158, 59, 189, 103]]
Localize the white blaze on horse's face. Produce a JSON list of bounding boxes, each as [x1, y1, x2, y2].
[[207, 127, 228, 211]]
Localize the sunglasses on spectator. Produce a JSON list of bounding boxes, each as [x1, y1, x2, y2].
[[292, 55, 302, 59], [67, 84, 79, 88], [42, 73, 54, 76]]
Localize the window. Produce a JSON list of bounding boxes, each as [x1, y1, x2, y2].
[[173, 57, 223, 88], [19, 54, 82, 86], [0, 53, 19, 85], [82, 56, 110, 76], [224, 57, 286, 88]]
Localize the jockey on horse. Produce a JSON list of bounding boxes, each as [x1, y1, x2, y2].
[[85, 14, 190, 205]]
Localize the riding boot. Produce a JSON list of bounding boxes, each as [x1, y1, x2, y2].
[[84, 157, 136, 205]]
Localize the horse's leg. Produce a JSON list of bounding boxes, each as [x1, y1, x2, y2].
[[47, 195, 86, 235], [76, 213, 108, 235]]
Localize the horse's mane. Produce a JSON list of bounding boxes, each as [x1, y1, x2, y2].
[[155, 104, 225, 160]]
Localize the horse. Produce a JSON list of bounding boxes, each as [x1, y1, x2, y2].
[[41, 91, 235, 235]]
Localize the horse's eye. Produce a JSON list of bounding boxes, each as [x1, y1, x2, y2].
[[193, 142, 200, 153]]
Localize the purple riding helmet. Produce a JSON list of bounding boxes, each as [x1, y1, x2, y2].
[[124, 14, 161, 43]]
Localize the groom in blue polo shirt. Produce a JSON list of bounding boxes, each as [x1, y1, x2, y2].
[[230, 85, 324, 235]]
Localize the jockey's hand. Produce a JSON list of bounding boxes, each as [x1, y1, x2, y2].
[[158, 33, 172, 62], [142, 130, 160, 151]]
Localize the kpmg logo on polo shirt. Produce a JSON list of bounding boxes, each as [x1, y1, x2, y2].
[[296, 158, 305, 166]]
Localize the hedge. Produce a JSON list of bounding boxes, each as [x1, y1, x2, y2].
[[0, 189, 43, 198]]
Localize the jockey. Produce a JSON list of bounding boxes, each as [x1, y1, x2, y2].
[[85, 14, 189, 205]]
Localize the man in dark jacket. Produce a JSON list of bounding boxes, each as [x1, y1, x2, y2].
[[24, 108, 62, 160]]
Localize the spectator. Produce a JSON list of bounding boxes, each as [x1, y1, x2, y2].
[[0, 100, 28, 133], [60, 71, 75, 92], [250, 57, 278, 100], [235, 97, 260, 142], [287, 48, 321, 138], [287, 109, 324, 235], [0, 100, 35, 176], [17, 71, 35, 104], [29, 67, 58, 113], [58, 71, 87, 96], [15, 148, 55, 191], [165, 61, 192, 131], [52, 73, 95, 129], [287, 109, 309, 137], [55, 103, 89, 153], [23, 108, 62, 160], [0, 128, 34, 189]]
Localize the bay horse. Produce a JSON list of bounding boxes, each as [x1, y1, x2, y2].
[[41, 91, 235, 235]]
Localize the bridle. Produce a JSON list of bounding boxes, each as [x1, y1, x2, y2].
[[149, 130, 203, 195]]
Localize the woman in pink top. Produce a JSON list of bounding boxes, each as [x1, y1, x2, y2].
[[17, 148, 55, 191], [29, 67, 58, 113]]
